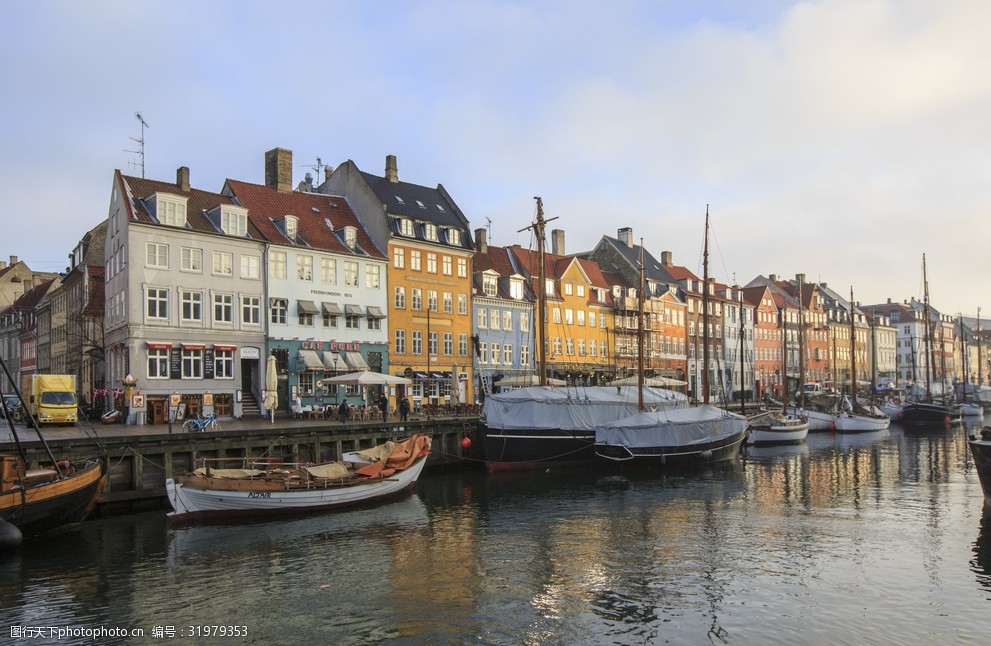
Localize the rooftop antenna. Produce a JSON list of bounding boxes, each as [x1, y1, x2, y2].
[[124, 112, 149, 178], [486, 216, 492, 242]]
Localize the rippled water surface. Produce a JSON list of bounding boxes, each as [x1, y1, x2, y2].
[[3, 421, 991, 645]]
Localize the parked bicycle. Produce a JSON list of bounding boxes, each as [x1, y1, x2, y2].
[[182, 412, 222, 433]]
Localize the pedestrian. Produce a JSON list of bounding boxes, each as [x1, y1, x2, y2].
[[378, 392, 388, 423], [338, 399, 349, 423], [399, 397, 410, 422], [293, 393, 303, 419]]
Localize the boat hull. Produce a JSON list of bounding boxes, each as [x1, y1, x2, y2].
[[595, 428, 748, 466], [833, 413, 891, 434], [747, 421, 809, 445], [0, 459, 106, 537], [479, 427, 595, 471], [900, 402, 962, 426], [968, 430, 991, 506], [787, 406, 834, 431], [166, 455, 428, 522]]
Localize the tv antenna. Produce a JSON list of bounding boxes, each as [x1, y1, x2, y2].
[[124, 112, 149, 178], [302, 156, 329, 184], [486, 216, 492, 242]]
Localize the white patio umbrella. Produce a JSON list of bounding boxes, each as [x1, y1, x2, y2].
[[323, 370, 411, 386], [263, 354, 278, 423]]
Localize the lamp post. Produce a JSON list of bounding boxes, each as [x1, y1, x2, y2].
[[333, 353, 340, 408]]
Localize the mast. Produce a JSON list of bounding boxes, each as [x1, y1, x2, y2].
[[781, 305, 788, 414], [850, 287, 858, 406], [519, 197, 556, 387], [870, 308, 878, 396], [637, 241, 646, 410], [702, 206, 710, 405], [960, 316, 967, 403], [740, 295, 746, 415], [922, 254, 933, 402], [797, 277, 806, 409], [979, 308, 983, 387]]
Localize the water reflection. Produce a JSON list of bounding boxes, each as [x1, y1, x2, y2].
[[973, 506, 991, 593]]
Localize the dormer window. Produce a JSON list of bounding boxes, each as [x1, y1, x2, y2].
[[510, 277, 523, 300], [483, 274, 497, 297], [155, 194, 188, 227], [424, 223, 438, 241], [344, 226, 357, 249], [447, 228, 461, 246], [221, 206, 248, 236], [399, 217, 413, 236], [283, 215, 298, 241]]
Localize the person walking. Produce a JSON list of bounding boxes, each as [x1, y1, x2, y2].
[[378, 392, 388, 423], [338, 399, 349, 423], [399, 397, 410, 422]]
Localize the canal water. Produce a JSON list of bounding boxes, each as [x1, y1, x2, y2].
[[2, 420, 990, 645]]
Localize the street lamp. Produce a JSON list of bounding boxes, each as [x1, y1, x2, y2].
[[332, 353, 340, 407]]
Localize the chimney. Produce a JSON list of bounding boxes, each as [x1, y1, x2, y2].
[[0, 260, 5, 270], [660, 251, 672, 266], [551, 229, 565, 256], [265, 147, 293, 192], [10, 255, 18, 266], [769, 274, 777, 282], [618, 227, 633, 247], [177, 166, 190, 193], [385, 154, 398, 183], [796, 273, 805, 285], [887, 298, 892, 304], [324, 164, 333, 182], [475, 227, 488, 254]]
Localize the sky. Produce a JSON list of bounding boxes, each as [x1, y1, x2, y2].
[[2, 0, 989, 318]]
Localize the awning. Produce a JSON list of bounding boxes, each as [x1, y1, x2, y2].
[[344, 304, 364, 316], [147, 342, 172, 350], [297, 300, 319, 315], [366, 306, 386, 319], [431, 371, 451, 380], [414, 372, 429, 380], [182, 344, 205, 351], [344, 351, 369, 370], [322, 302, 344, 316], [213, 345, 237, 351], [298, 349, 324, 371], [322, 352, 343, 370]]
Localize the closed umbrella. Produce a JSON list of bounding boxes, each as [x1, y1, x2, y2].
[[264, 354, 278, 423]]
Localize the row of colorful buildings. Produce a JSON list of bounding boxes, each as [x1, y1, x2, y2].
[[1, 148, 988, 424]]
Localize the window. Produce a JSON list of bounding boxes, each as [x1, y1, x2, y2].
[[399, 218, 413, 236], [395, 286, 406, 309], [577, 310, 585, 326], [442, 256, 452, 275], [242, 296, 260, 326], [578, 340, 586, 356], [213, 251, 233, 276], [393, 248, 405, 268], [490, 309, 501, 330], [426, 253, 437, 274], [299, 310, 314, 326], [448, 229, 461, 246], [270, 298, 288, 324], [424, 223, 438, 241], [478, 309, 487, 329], [521, 345, 530, 367], [147, 288, 168, 320], [444, 332, 453, 356], [503, 344, 513, 364], [503, 311, 513, 330], [411, 288, 422, 311], [395, 329, 406, 354], [428, 332, 438, 356], [365, 265, 380, 289], [182, 347, 203, 378], [343, 261, 358, 286], [565, 283, 573, 296], [323, 310, 338, 328], [590, 340, 598, 357], [181, 291, 203, 322], [428, 290, 438, 311], [412, 330, 422, 355], [458, 294, 468, 315], [577, 285, 585, 297], [214, 293, 233, 324], [181, 247, 202, 272], [297, 255, 313, 281], [565, 309, 574, 325], [459, 333, 468, 357], [146, 243, 168, 268], [457, 258, 468, 278], [368, 315, 381, 331], [443, 292, 453, 313], [148, 348, 169, 378], [566, 339, 575, 356], [491, 343, 500, 364], [221, 208, 247, 236], [479, 342, 488, 364], [344, 226, 357, 249], [214, 349, 234, 379], [510, 279, 523, 300], [410, 250, 421, 271], [345, 313, 360, 330], [241, 255, 260, 279], [156, 196, 186, 227], [520, 311, 530, 332], [284, 215, 298, 240], [483, 275, 497, 296], [553, 308, 562, 324], [320, 258, 336, 284], [270, 251, 287, 279], [589, 312, 596, 328]]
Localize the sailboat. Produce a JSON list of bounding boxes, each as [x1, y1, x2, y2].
[[957, 317, 984, 417], [478, 198, 688, 471], [748, 291, 809, 445], [593, 207, 749, 465], [1, 355, 106, 544], [901, 255, 962, 426], [832, 288, 890, 433]]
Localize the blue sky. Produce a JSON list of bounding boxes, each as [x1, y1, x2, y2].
[[3, 1, 989, 317]]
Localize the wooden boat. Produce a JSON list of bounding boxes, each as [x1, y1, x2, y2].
[[478, 198, 687, 470], [833, 288, 890, 434], [0, 355, 106, 544], [594, 208, 749, 466], [165, 434, 431, 522], [968, 427, 991, 506]]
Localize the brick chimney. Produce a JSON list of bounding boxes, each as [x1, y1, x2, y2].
[[551, 229, 565, 256], [177, 166, 190, 193], [385, 154, 398, 183], [660, 251, 672, 266], [9, 255, 18, 266], [475, 227, 487, 254], [769, 274, 777, 282], [618, 227, 633, 247], [795, 273, 805, 285], [265, 148, 293, 192]]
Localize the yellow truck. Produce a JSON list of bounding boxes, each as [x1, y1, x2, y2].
[[26, 374, 78, 425]]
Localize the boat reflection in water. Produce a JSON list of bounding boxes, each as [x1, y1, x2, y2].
[[972, 507, 991, 592]]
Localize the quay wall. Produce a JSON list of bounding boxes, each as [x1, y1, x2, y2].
[[1, 417, 480, 515]]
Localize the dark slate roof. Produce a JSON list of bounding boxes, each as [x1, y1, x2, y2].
[[599, 235, 675, 284], [13, 278, 55, 311], [225, 180, 384, 259]]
